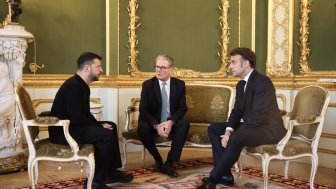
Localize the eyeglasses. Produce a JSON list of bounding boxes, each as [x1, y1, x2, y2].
[[154, 65, 171, 70]]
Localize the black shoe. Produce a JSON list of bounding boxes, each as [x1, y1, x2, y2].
[[161, 164, 179, 178], [83, 179, 113, 189], [220, 175, 234, 186], [154, 160, 163, 171], [201, 175, 234, 186], [104, 170, 134, 184], [196, 178, 216, 189]]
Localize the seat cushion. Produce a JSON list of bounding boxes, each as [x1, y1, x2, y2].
[[35, 138, 94, 158], [245, 138, 312, 156], [186, 124, 210, 145]]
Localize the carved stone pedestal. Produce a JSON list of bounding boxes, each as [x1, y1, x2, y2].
[[0, 24, 33, 173]]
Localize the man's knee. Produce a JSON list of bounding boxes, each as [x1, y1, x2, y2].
[[137, 122, 152, 136], [227, 134, 243, 147], [175, 118, 189, 128], [208, 123, 219, 134]]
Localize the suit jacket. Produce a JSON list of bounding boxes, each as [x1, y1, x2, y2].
[[138, 76, 188, 126], [227, 70, 286, 138], [49, 74, 100, 143]]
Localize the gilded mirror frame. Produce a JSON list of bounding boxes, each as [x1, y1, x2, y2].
[[127, 0, 230, 78], [298, 0, 336, 77]]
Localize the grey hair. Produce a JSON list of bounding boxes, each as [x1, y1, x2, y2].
[[155, 54, 174, 67]]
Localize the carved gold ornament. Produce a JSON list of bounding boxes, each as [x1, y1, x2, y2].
[[127, 0, 230, 78], [298, 0, 336, 77], [266, 0, 293, 77]]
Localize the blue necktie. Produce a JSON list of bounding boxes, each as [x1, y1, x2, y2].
[[161, 82, 168, 122]]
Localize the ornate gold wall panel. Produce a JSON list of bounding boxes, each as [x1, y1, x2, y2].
[[298, 0, 336, 77], [266, 0, 293, 77], [127, 0, 230, 78]]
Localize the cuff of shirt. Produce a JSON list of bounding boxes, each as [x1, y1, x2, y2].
[[225, 127, 234, 132]]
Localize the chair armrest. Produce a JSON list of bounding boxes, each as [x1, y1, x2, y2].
[[34, 116, 59, 124], [276, 115, 322, 152], [124, 98, 140, 132], [25, 119, 80, 155], [124, 105, 137, 131]]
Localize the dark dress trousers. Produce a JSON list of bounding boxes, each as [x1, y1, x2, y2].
[[208, 70, 287, 180], [137, 77, 190, 163], [48, 74, 122, 183]]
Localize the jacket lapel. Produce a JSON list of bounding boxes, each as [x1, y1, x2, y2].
[[169, 78, 176, 112], [154, 78, 162, 106], [242, 70, 257, 110], [244, 70, 257, 95]]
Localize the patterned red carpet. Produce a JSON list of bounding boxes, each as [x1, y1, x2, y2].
[[13, 158, 335, 189]]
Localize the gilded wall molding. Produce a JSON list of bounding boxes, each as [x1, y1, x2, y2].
[[298, 0, 336, 77], [127, 0, 230, 78], [22, 74, 336, 90], [298, 0, 311, 75], [266, 0, 293, 77]]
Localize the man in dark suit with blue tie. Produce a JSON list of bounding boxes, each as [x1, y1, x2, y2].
[[137, 54, 190, 178], [197, 47, 287, 189]]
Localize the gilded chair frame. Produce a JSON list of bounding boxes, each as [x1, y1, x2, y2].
[[14, 83, 95, 189], [243, 85, 330, 189]]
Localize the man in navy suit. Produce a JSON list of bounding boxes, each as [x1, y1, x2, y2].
[[137, 54, 190, 178], [197, 48, 287, 189]]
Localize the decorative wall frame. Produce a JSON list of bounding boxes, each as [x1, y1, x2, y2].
[[298, 0, 336, 77], [266, 0, 293, 77], [127, 0, 230, 78]]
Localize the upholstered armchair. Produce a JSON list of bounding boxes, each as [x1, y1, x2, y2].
[[122, 84, 234, 167], [14, 83, 95, 189], [243, 85, 330, 189]]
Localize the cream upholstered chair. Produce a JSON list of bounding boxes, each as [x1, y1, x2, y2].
[[243, 85, 330, 189], [14, 83, 95, 189], [121, 84, 234, 167]]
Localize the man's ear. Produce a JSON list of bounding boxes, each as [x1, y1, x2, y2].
[[244, 60, 251, 68], [85, 64, 90, 72]]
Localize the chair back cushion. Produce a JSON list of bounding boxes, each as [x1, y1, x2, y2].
[[290, 86, 328, 139], [184, 85, 232, 123], [15, 84, 39, 141]]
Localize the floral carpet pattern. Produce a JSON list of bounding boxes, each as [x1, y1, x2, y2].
[[13, 158, 335, 189]]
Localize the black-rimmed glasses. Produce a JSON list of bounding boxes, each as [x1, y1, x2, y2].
[[154, 65, 171, 70]]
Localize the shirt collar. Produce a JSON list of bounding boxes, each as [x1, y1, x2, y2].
[[159, 78, 171, 86], [243, 69, 254, 83]]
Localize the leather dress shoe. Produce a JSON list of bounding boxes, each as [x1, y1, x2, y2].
[[104, 170, 134, 184], [161, 164, 179, 178], [220, 175, 234, 186], [83, 179, 114, 189], [196, 178, 216, 189], [154, 161, 163, 171], [201, 175, 234, 186]]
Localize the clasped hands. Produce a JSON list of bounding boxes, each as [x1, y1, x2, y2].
[[154, 120, 173, 138]]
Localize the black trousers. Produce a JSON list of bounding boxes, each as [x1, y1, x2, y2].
[[137, 118, 190, 164], [208, 122, 281, 181], [49, 121, 122, 182]]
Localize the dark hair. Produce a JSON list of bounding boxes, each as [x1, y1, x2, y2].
[[77, 52, 102, 70], [229, 47, 256, 68]]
